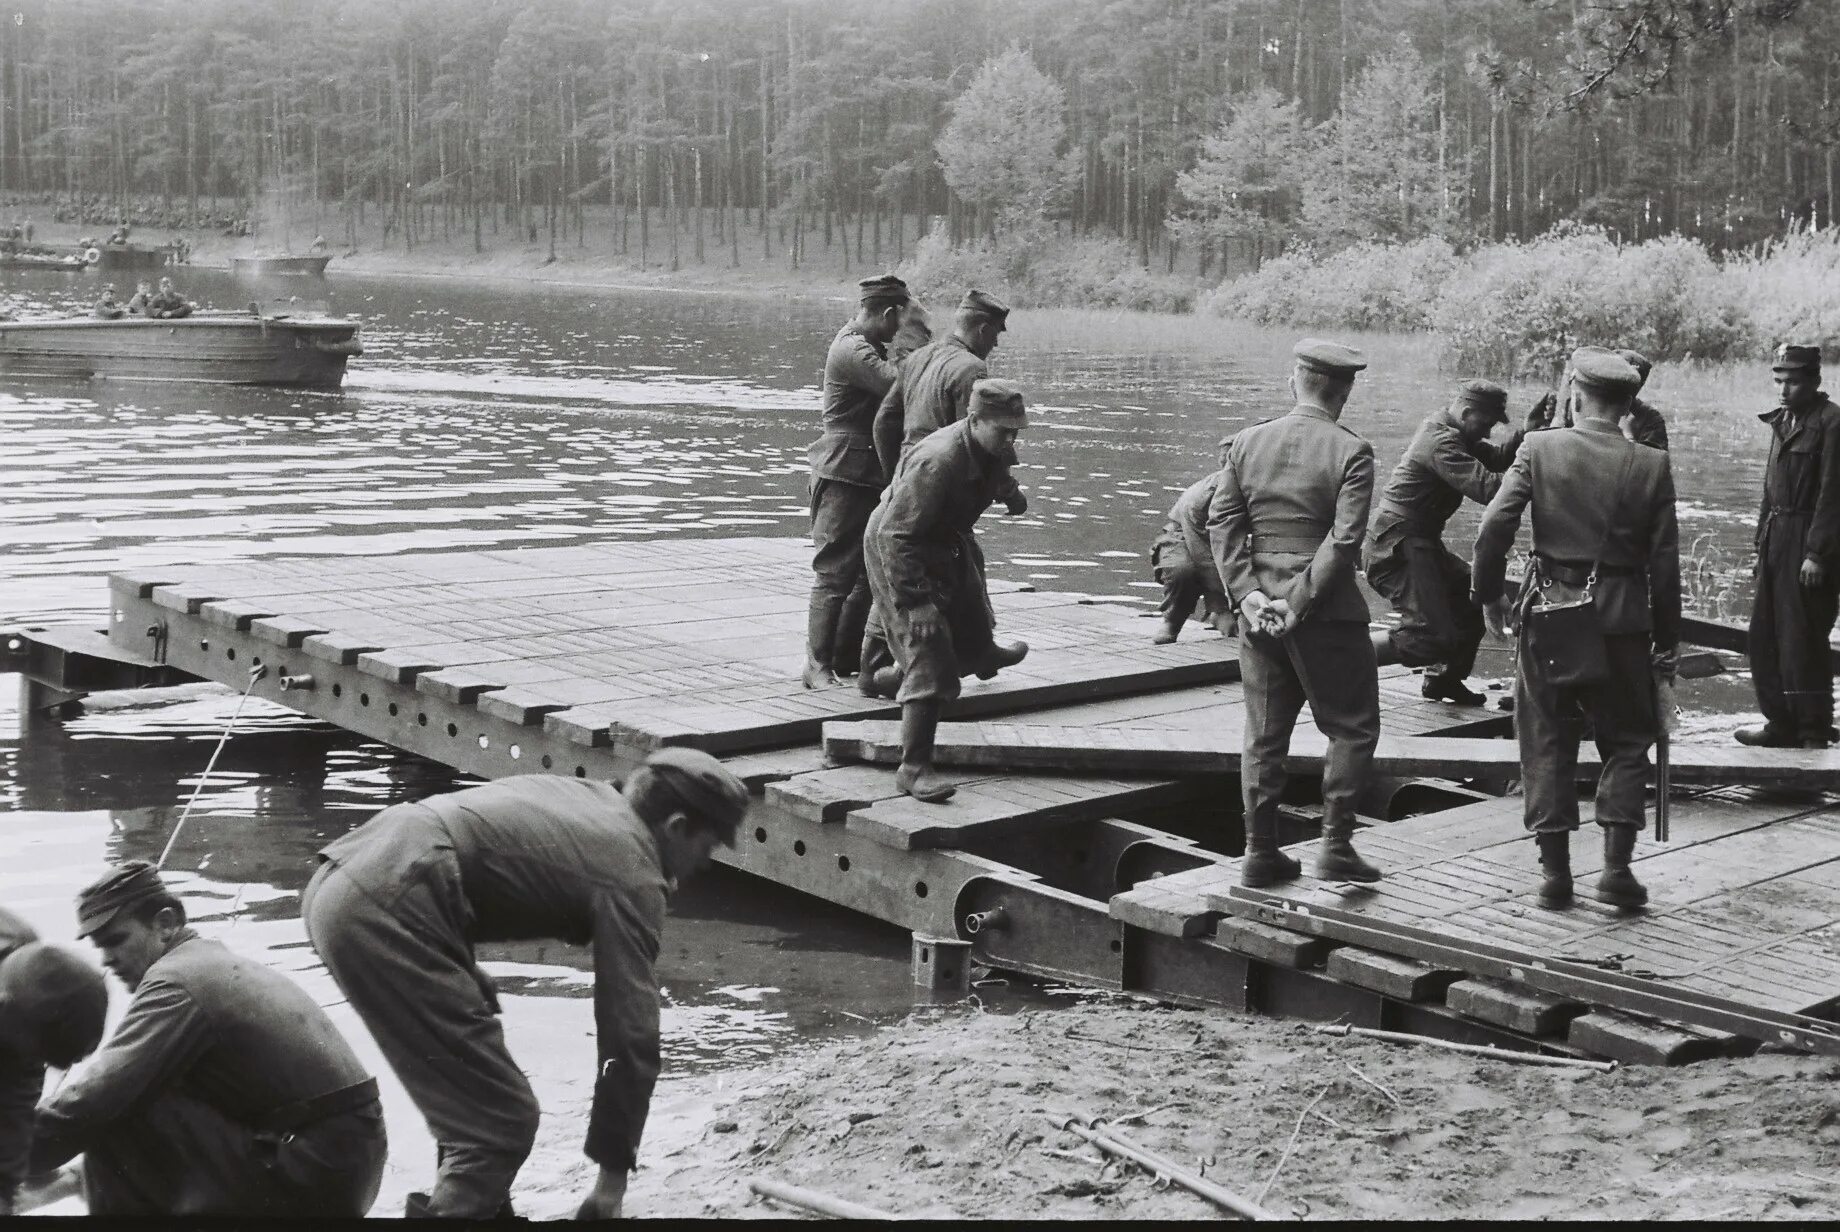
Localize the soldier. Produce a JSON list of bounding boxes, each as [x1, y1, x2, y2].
[[302, 751, 748, 1219], [0, 907, 107, 1216], [1211, 339, 1383, 888], [804, 274, 910, 689], [1617, 349, 1671, 451], [1737, 343, 1840, 749], [1472, 349, 1680, 909], [1150, 437, 1237, 644], [125, 281, 153, 315], [1364, 380, 1545, 705], [29, 863, 386, 1216], [146, 276, 193, 320], [92, 287, 124, 320], [860, 379, 1033, 803]]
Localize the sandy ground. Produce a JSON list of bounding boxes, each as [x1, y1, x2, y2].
[[611, 997, 1840, 1222]]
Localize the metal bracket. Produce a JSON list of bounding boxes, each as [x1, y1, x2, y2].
[[145, 617, 169, 665]]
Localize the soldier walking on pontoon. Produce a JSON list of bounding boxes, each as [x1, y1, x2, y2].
[[1150, 437, 1238, 644], [1472, 348, 1680, 909], [1210, 339, 1383, 889], [804, 274, 911, 689]]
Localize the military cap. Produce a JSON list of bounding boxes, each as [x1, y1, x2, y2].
[[1616, 348, 1653, 383], [1773, 343, 1822, 372], [76, 860, 170, 939], [1452, 378, 1509, 422], [968, 377, 1028, 428], [1568, 347, 1641, 395], [1291, 338, 1367, 378], [958, 289, 1010, 329], [858, 273, 910, 307], [638, 748, 749, 830], [0, 942, 108, 1069]]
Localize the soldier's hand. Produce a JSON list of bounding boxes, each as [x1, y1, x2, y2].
[[1651, 645, 1680, 686], [1525, 392, 1556, 432], [1802, 557, 1827, 588], [1267, 597, 1299, 636], [907, 604, 944, 644], [1005, 490, 1029, 516], [1238, 591, 1273, 636], [1482, 597, 1513, 639]]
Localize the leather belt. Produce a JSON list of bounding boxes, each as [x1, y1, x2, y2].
[[255, 1077, 380, 1135], [1250, 534, 1323, 554], [1535, 555, 1640, 587]]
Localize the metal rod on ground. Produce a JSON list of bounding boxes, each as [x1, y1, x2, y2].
[[155, 665, 267, 870], [1047, 1114, 1275, 1221], [1312, 1024, 1617, 1072], [748, 1178, 902, 1220]]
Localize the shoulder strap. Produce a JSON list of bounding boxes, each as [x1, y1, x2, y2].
[[1587, 444, 1640, 586]]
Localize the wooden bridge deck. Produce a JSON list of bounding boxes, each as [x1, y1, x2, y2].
[[66, 535, 1840, 1062]]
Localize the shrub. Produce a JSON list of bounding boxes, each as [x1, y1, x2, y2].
[[1199, 236, 1459, 332], [1717, 226, 1840, 355], [902, 222, 1194, 314]]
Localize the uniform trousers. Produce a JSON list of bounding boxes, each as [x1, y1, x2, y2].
[[302, 850, 538, 1220], [808, 479, 880, 604], [1239, 621, 1379, 834], [861, 533, 996, 704], [1515, 631, 1656, 835], [1363, 533, 1483, 679], [1749, 514, 1838, 740], [1151, 521, 1229, 630]]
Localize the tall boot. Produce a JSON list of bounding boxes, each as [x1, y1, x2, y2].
[[1535, 831, 1572, 908], [802, 591, 844, 689], [1239, 807, 1301, 888], [832, 589, 872, 676], [894, 700, 955, 803], [1314, 813, 1382, 883], [1595, 824, 1648, 908], [971, 638, 1029, 680]]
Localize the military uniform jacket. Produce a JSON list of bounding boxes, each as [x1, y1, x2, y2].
[[30, 930, 373, 1174], [1756, 395, 1840, 569], [809, 325, 899, 489], [1169, 471, 1221, 568], [1370, 409, 1521, 543], [1208, 404, 1375, 623], [866, 419, 1013, 613], [1472, 421, 1681, 645], [319, 775, 667, 1173], [0, 908, 37, 1204]]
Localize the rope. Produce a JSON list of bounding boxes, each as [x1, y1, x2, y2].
[[156, 665, 267, 870]]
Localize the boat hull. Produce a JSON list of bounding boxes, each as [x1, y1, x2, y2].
[[92, 244, 175, 271], [230, 255, 331, 277], [0, 315, 362, 389]]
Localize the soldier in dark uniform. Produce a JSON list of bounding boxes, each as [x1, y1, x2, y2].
[[1364, 380, 1545, 705], [860, 379, 1033, 803], [29, 863, 386, 1216], [1737, 343, 1840, 749], [804, 274, 910, 689], [1151, 437, 1237, 644], [302, 750, 748, 1219], [92, 287, 124, 320], [1473, 349, 1680, 908], [0, 908, 107, 1216], [146, 277, 193, 320], [1211, 339, 1383, 887]]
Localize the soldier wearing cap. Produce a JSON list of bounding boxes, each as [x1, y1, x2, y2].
[[29, 862, 385, 1216], [1617, 349, 1671, 452], [1738, 343, 1840, 749], [1150, 436, 1238, 644], [0, 907, 107, 1215], [859, 378, 1033, 802], [1211, 339, 1384, 887], [804, 273, 912, 690], [1473, 348, 1680, 909], [302, 750, 749, 1219], [1365, 379, 1543, 705], [872, 289, 1027, 514]]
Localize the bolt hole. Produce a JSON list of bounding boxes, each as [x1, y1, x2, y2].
[[838, 856, 851, 872], [332, 683, 342, 698], [387, 702, 398, 715], [199, 639, 209, 652], [417, 713, 428, 727], [446, 722, 458, 737], [793, 840, 806, 856], [360, 693, 370, 707], [252, 656, 263, 667], [755, 827, 767, 843], [1109, 939, 1123, 953], [574, 766, 586, 778], [541, 754, 553, 769], [914, 881, 928, 899], [920, 946, 932, 962], [226, 647, 236, 661], [509, 744, 521, 760]]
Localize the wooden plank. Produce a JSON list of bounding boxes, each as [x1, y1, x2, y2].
[[844, 775, 1189, 851], [1215, 917, 1333, 968], [1325, 949, 1461, 1002], [1447, 979, 1586, 1035]]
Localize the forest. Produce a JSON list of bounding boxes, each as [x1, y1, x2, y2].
[[0, 0, 1828, 276]]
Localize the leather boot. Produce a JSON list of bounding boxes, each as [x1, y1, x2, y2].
[[1595, 825, 1648, 907], [1240, 808, 1301, 888], [1535, 831, 1572, 908], [1422, 673, 1486, 706], [832, 590, 872, 676], [972, 638, 1029, 680], [896, 701, 955, 803], [1151, 614, 1184, 645], [1735, 724, 1796, 748], [802, 592, 845, 689], [1314, 815, 1381, 883], [405, 1193, 433, 1219]]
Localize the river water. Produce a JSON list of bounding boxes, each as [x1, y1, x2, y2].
[[0, 267, 1773, 1207]]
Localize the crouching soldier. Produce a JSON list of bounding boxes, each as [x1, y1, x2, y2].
[[859, 379, 1033, 802], [1151, 437, 1238, 644], [29, 864, 386, 1216], [303, 751, 748, 1219]]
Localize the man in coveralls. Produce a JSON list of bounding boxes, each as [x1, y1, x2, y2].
[[1472, 349, 1680, 908], [1737, 344, 1840, 749], [0, 907, 106, 1216], [1150, 437, 1238, 644], [804, 273, 911, 689], [302, 749, 749, 1219], [29, 863, 386, 1216], [1211, 339, 1382, 888], [1364, 379, 1544, 705], [861, 379, 1033, 802]]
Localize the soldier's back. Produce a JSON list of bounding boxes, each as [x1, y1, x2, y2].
[[1230, 407, 1372, 528]]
